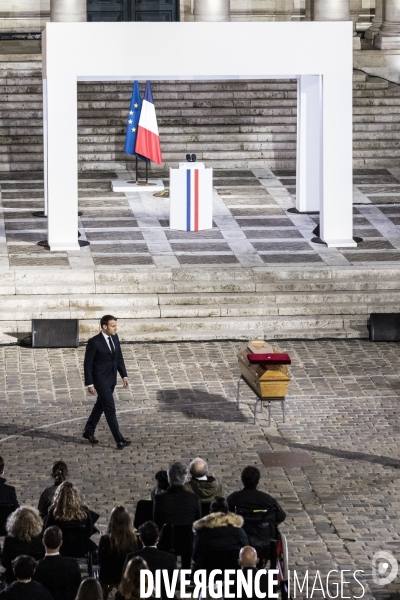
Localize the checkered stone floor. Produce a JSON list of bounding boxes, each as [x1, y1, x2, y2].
[[1, 339, 400, 599], [2, 168, 400, 269]]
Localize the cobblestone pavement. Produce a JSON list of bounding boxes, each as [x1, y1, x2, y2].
[[1, 339, 400, 599], [2, 168, 400, 270]]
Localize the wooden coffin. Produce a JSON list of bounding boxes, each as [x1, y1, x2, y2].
[[237, 346, 290, 399]]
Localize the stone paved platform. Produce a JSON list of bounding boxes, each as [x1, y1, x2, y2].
[[1, 339, 399, 599], [2, 168, 400, 270]]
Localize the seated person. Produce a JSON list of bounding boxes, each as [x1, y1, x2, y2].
[[185, 457, 223, 503], [116, 557, 151, 600], [153, 461, 201, 528], [151, 470, 169, 501], [0, 456, 19, 508], [236, 546, 270, 600], [75, 578, 103, 600], [44, 480, 97, 554], [33, 526, 82, 600], [123, 521, 176, 600], [227, 466, 286, 523], [1, 507, 44, 583], [38, 460, 69, 518], [192, 496, 248, 571], [0, 555, 52, 600], [98, 505, 138, 600]]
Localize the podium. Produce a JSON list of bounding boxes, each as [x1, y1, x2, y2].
[[169, 162, 213, 231]]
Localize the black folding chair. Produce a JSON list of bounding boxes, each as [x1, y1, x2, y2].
[[235, 506, 278, 565], [0, 505, 16, 537], [159, 523, 193, 569], [203, 548, 240, 577], [58, 523, 95, 576], [134, 500, 154, 529], [200, 502, 211, 518]]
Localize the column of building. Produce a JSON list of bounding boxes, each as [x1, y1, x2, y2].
[[365, 0, 383, 43], [193, 0, 230, 21], [50, 0, 86, 21], [375, 0, 400, 48]]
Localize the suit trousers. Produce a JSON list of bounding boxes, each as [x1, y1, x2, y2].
[[84, 386, 123, 443]]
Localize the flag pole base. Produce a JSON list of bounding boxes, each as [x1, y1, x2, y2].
[[135, 181, 157, 186]]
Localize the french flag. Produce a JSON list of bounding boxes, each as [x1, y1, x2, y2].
[[134, 81, 162, 165]]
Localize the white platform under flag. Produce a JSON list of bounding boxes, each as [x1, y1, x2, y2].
[[170, 162, 213, 231], [111, 179, 164, 193]]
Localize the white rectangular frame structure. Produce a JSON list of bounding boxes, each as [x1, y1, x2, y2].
[[42, 21, 354, 250]]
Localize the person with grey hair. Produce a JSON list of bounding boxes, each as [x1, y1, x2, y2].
[[185, 458, 223, 503], [153, 462, 201, 530]]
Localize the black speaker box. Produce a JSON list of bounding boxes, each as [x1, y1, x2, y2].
[[32, 319, 79, 348], [369, 313, 400, 342]]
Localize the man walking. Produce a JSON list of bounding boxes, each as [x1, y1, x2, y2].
[[83, 315, 131, 449]]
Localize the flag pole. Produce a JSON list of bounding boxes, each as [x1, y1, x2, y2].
[[135, 156, 138, 183], [146, 161, 149, 184]]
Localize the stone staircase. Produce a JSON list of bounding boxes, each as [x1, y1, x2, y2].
[[3, 265, 400, 343], [2, 57, 400, 171]]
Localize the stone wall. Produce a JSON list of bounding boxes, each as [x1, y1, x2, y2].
[[0, 0, 49, 33]]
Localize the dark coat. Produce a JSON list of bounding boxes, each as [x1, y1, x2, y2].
[[0, 581, 53, 600], [1, 535, 45, 584], [98, 534, 138, 585], [44, 507, 94, 540], [38, 484, 60, 518], [83, 332, 127, 390], [227, 488, 286, 524], [0, 478, 19, 508], [123, 546, 177, 600], [192, 511, 248, 569], [153, 487, 201, 529], [33, 554, 81, 600], [184, 476, 223, 502]]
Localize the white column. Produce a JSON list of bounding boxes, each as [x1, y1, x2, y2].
[[313, 0, 350, 20], [46, 76, 80, 251], [43, 78, 48, 217], [296, 76, 322, 213], [50, 0, 86, 21], [375, 0, 400, 48], [274, 0, 295, 20], [350, 0, 363, 33], [365, 0, 383, 43], [320, 72, 355, 247], [194, 0, 230, 21]]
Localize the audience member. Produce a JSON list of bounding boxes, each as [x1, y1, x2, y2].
[[192, 496, 248, 571], [0, 456, 19, 508], [227, 466, 286, 523], [153, 462, 201, 528], [75, 578, 103, 600], [123, 521, 176, 600], [44, 481, 96, 552], [38, 461, 69, 518], [116, 557, 151, 600], [151, 470, 169, 501], [1, 507, 44, 583], [185, 457, 223, 502], [236, 546, 269, 600], [0, 555, 52, 599], [98, 506, 138, 599], [33, 526, 81, 600]]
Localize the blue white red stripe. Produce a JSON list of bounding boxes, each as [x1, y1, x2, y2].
[[135, 81, 162, 165], [185, 169, 200, 232]]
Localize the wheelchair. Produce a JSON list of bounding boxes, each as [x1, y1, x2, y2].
[[235, 506, 290, 600]]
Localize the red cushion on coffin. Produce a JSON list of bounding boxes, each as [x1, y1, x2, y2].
[[247, 353, 291, 365]]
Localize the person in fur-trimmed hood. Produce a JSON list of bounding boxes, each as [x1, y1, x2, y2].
[[192, 497, 248, 570], [184, 458, 223, 503]]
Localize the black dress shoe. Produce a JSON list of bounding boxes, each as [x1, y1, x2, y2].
[[116, 439, 131, 450], [82, 432, 99, 444]]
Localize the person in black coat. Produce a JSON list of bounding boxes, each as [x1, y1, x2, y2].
[[123, 521, 176, 600], [0, 457, 19, 508], [98, 506, 138, 599], [0, 555, 53, 600], [38, 461, 69, 518], [33, 526, 81, 600], [82, 315, 130, 449], [192, 497, 248, 572], [153, 462, 201, 529], [227, 466, 286, 524], [1, 507, 44, 584]]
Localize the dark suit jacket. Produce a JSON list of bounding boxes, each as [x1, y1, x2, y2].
[[84, 332, 127, 390], [33, 554, 81, 600], [0, 581, 53, 600], [123, 547, 177, 600], [153, 487, 201, 529], [98, 534, 138, 585], [1, 535, 45, 583], [0, 478, 19, 508]]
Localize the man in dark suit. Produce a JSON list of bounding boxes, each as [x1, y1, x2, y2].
[[83, 314, 131, 449], [123, 521, 176, 600], [0, 555, 52, 600], [0, 457, 19, 508], [33, 526, 81, 600], [153, 462, 201, 529]]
